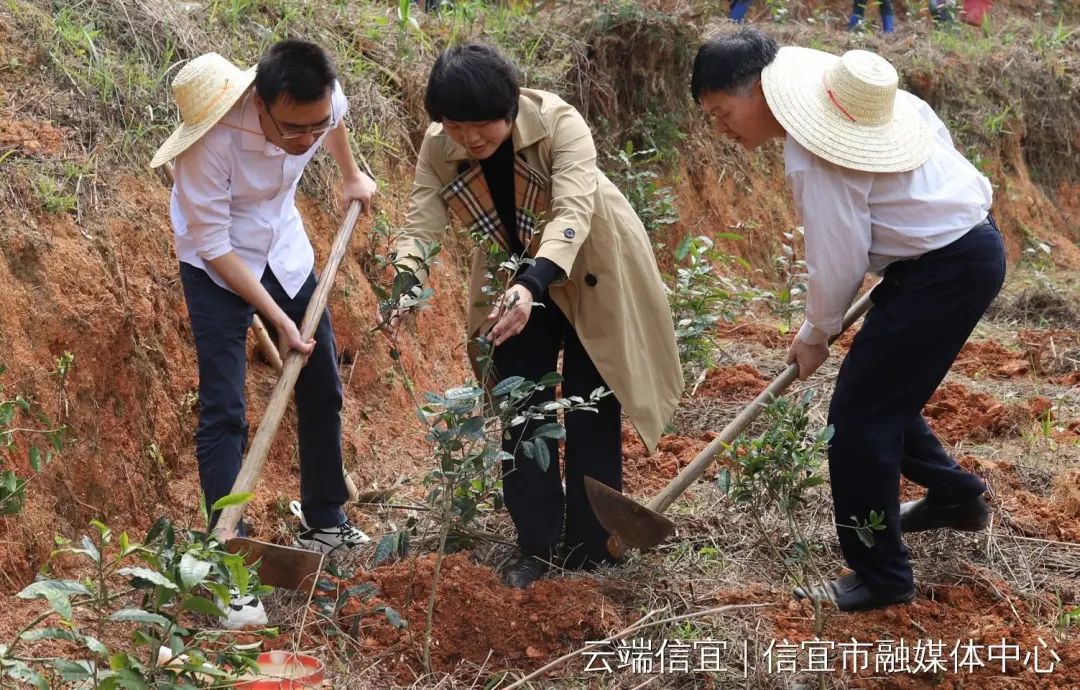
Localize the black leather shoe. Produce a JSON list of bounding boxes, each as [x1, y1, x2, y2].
[[793, 572, 915, 612], [900, 494, 990, 533], [500, 554, 549, 589]]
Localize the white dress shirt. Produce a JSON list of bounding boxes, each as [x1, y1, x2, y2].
[[170, 82, 347, 299], [786, 90, 993, 345]]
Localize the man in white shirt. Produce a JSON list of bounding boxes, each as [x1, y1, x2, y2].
[[151, 42, 376, 627], [691, 29, 1004, 612]]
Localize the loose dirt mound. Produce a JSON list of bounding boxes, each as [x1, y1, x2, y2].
[[622, 429, 712, 495], [715, 322, 789, 349], [0, 116, 67, 157], [697, 364, 770, 402], [976, 459, 1080, 543], [953, 341, 1033, 379], [922, 383, 1048, 445], [310, 552, 632, 683]]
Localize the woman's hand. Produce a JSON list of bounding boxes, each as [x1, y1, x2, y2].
[[376, 305, 405, 342], [487, 284, 534, 347]]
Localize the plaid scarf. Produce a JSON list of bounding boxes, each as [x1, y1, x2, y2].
[[440, 156, 550, 254]]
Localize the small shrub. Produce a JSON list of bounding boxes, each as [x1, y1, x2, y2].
[[1, 514, 267, 688], [605, 141, 678, 237], [666, 234, 757, 384]]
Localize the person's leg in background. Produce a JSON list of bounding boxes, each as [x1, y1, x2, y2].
[[730, 0, 753, 22], [850, 0, 869, 29], [260, 269, 372, 554], [900, 415, 986, 503], [880, 0, 896, 32]]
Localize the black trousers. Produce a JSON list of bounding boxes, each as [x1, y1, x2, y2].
[[492, 293, 622, 569], [828, 217, 1005, 594]]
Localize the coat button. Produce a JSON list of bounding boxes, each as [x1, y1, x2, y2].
[[585, 274, 598, 287], [563, 227, 576, 239]]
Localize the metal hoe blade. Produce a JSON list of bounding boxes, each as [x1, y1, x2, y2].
[[584, 477, 674, 557], [226, 538, 325, 595]]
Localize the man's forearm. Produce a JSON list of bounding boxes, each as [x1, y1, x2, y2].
[[206, 253, 290, 328]]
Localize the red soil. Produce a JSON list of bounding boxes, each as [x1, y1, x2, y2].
[[953, 341, 1034, 379], [696, 364, 771, 402], [303, 552, 632, 683], [715, 321, 789, 349], [621, 428, 713, 495], [922, 383, 1051, 445]]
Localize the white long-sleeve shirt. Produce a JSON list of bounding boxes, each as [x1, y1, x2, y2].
[[786, 90, 993, 345], [169, 82, 347, 299]]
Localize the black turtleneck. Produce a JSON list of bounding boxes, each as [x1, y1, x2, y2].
[[479, 137, 564, 300]]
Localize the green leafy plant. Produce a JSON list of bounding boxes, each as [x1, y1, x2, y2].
[[311, 561, 406, 639], [1056, 604, 1079, 641], [0, 365, 66, 517], [983, 104, 1013, 138], [764, 0, 791, 22], [605, 141, 679, 237], [721, 391, 834, 635], [0, 508, 268, 688], [845, 510, 887, 548], [395, 0, 432, 55], [666, 234, 757, 385], [766, 227, 808, 334], [52, 351, 74, 422], [34, 176, 77, 214]]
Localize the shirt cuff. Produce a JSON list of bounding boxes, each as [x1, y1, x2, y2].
[[193, 227, 233, 261], [797, 320, 832, 346], [512, 258, 564, 301]]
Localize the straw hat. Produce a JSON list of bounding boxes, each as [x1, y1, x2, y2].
[[150, 53, 256, 169], [761, 47, 933, 173]]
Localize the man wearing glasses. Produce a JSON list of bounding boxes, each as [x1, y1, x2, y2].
[[154, 40, 376, 628]]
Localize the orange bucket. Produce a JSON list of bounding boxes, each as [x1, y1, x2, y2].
[[234, 651, 324, 689], [961, 0, 992, 26]]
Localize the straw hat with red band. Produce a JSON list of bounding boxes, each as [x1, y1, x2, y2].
[[761, 46, 933, 174], [150, 53, 256, 169]]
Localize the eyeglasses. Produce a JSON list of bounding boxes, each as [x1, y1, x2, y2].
[[265, 100, 337, 140]]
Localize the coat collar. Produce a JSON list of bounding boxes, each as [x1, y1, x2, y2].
[[442, 92, 549, 162], [439, 152, 550, 254]]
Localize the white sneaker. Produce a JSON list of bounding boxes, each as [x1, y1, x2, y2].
[[218, 590, 268, 630], [290, 500, 370, 554]]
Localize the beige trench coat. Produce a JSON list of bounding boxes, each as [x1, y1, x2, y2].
[[394, 88, 683, 453]]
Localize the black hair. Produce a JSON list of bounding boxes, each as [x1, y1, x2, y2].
[[424, 42, 521, 122], [255, 39, 337, 106], [691, 28, 779, 102]]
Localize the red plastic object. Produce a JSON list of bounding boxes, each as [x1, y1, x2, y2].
[[961, 0, 992, 26], [235, 652, 324, 689]]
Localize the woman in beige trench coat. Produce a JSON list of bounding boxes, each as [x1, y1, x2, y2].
[[388, 42, 682, 587]]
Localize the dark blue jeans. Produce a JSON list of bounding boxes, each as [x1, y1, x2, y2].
[[852, 0, 894, 18], [179, 262, 348, 532], [828, 217, 1005, 595]]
